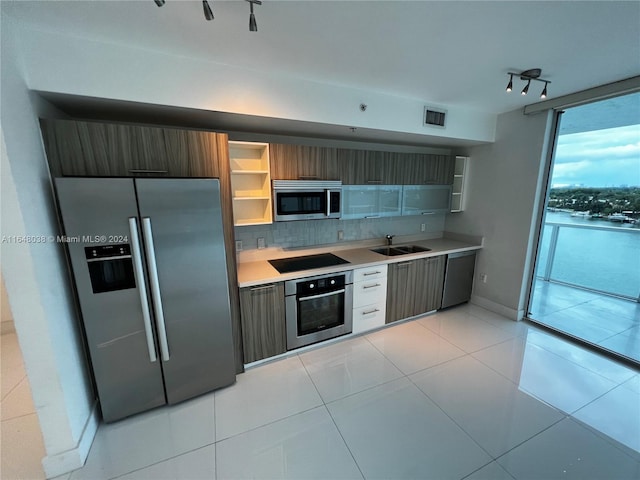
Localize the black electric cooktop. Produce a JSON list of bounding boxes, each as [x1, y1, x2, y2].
[[268, 253, 350, 274]]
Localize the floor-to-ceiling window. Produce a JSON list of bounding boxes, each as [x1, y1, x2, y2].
[[528, 92, 640, 364]]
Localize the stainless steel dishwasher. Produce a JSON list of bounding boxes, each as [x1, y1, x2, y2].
[[441, 251, 477, 308]]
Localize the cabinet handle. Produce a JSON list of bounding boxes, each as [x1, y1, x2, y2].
[[364, 215, 380, 219], [362, 308, 380, 315], [362, 283, 381, 289], [363, 271, 381, 276], [421, 211, 435, 215], [397, 261, 414, 267], [250, 284, 276, 292], [129, 169, 169, 174]]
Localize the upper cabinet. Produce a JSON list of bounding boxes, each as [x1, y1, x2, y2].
[[451, 156, 468, 212], [39, 119, 224, 178], [401, 185, 452, 216], [270, 144, 339, 180], [338, 149, 454, 185], [342, 185, 402, 220], [229, 141, 272, 226]]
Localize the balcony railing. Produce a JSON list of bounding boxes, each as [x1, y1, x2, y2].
[[537, 221, 640, 301]]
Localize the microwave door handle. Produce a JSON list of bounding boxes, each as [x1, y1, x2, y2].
[[141, 217, 170, 362], [128, 217, 158, 363], [326, 189, 331, 217]]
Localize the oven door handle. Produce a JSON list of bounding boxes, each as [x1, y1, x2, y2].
[[298, 289, 345, 302]]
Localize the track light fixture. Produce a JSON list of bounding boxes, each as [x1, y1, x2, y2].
[[247, 0, 262, 32], [152, 0, 263, 31], [505, 69, 551, 99], [202, 0, 214, 21]]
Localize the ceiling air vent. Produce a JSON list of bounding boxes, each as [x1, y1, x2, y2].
[[423, 106, 447, 128]]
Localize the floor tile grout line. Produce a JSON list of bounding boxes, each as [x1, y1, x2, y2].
[[566, 415, 640, 462], [322, 404, 367, 480], [0, 410, 40, 423], [404, 367, 498, 463], [1, 373, 29, 404], [459, 460, 517, 480], [491, 415, 569, 468], [106, 443, 216, 480]]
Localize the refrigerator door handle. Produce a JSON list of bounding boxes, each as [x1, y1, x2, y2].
[[128, 217, 158, 363], [141, 217, 171, 362]]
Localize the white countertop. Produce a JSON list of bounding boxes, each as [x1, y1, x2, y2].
[[237, 234, 482, 288]]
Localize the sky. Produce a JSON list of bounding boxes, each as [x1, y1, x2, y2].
[[551, 93, 640, 189], [551, 124, 640, 188]]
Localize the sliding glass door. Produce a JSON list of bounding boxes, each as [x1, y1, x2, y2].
[[527, 92, 640, 364]]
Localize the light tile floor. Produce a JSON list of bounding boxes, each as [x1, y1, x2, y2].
[[529, 280, 640, 362], [5, 305, 640, 479], [1, 333, 46, 480]]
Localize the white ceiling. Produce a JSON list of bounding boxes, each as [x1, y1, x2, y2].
[[3, 0, 640, 116]]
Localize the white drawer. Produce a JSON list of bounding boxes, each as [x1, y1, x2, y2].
[[353, 264, 388, 283], [353, 303, 386, 334], [353, 276, 388, 308]]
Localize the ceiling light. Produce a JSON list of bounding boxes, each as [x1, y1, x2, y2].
[[151, 0, 264, 29], [506, 74, 513, 92], [248, 0, 262, 32], [505, 68, 551, 100], [202, 0, 214, 21]]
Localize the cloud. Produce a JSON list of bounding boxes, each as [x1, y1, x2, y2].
[[551, 124, 640, 187]]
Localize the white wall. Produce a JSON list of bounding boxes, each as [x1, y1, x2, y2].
[[446, 108, 553, 319], [16, 26, 496, 144], [1, 13, 97, 478]]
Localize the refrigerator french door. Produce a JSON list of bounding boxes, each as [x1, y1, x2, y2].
[[55, 177, 236, 422]]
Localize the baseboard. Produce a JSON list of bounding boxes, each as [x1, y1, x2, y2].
[[42, 402, 100, 478], [470, 295, 522, 320]]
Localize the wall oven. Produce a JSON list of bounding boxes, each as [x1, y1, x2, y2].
[[273, 180, 342, 221], [285, 271, 353, 350]]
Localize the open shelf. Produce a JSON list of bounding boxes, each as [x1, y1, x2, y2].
[[229, 141, 272, 226]]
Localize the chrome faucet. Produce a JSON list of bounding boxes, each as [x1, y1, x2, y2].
[[386, 234, 395, 246]]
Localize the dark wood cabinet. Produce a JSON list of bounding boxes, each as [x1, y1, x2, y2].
[[413, 255, 446, 313], [337, 149, 454, 185], [386, 255, 446, 323], [240, 283, 286, 363], [40, 119, 223, 178], [270, 143, 339, 180], [386, 260, 419, 323]]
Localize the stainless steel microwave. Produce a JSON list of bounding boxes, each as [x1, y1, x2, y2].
[[273, 180, 342, 221]]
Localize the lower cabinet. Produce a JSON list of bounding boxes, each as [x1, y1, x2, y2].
[[239, 283, 286, 364], [386, 255, 446, 324], [352, 265, 388, 334]]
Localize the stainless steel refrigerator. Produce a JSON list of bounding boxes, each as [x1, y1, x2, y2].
[[55, 177, 236, 422]]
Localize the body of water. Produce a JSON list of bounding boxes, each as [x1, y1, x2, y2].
[[537, 211, 640, 299]]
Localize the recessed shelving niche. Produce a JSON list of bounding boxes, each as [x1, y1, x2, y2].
[[229, 141, 272, 226]]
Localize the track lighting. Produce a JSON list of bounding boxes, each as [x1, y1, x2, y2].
[[247, 0, 262, 32], [505, 69, 551, 99], [202, 0, 214, 21], [151, 0, 263, 30]]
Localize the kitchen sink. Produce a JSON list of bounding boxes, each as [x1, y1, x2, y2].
[[370, 245, 431, 256]]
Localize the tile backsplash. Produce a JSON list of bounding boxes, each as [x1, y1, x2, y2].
[[234, 214, 446, 251]]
